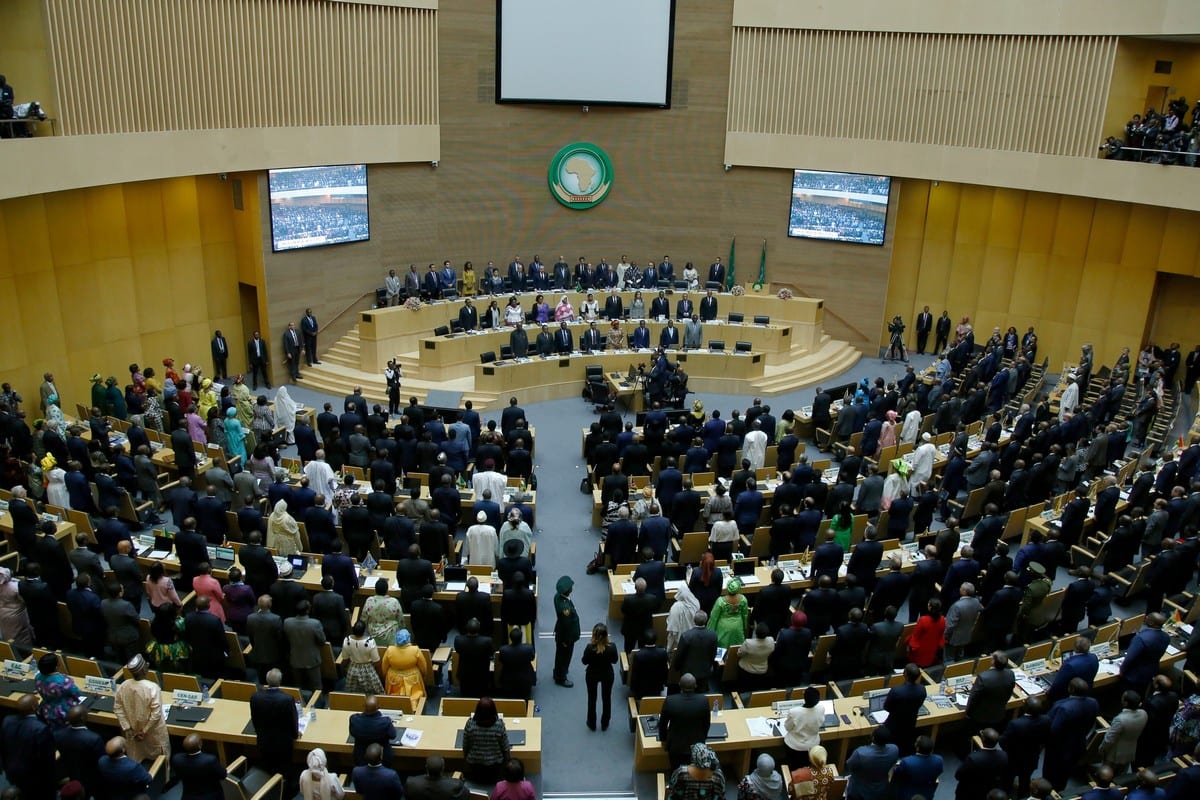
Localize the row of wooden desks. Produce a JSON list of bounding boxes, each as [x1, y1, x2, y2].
[[0, 685, 542, 772]]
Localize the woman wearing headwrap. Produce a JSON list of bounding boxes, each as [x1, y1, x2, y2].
[[881, 459, 911, 512], [232, 375, 254, 429], [197, 378, 218, 421], [224, 406, 247, 462], [689, 400, 705, 426], [361, 578, 404, 650], [44, 396, 64, 429], [707, 579, 750, 649], [0, 567, 33, 646], [274, 386, 298, 445], [381, 628, 429, 702], [879, 410, 899, 449], [342, 620, 384, 694], [44, 454, 69, 508], [298, 748, 344, 800], [266, 499, 301, 556], [737, 753, 785, 800], [104, 378, 127, 421], [666, 743, 725, 800], [666, 581, 701, 654], [89, 375, 107, 415], [789, 744, 837, 800]]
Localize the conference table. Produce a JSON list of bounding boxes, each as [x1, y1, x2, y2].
[[0, 683, 542, 772], [0, 508, 78, 553], [474, 348, 767, 402], [419, 318, 793, 380]]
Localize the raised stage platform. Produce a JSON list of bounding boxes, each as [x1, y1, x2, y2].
[[298, 289, 860, 410]]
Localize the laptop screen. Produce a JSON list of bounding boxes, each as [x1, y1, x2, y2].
[[289, 555, 308, 570], [154, 535, 174, 552], [732, 559, 756, 577], [215, 546, 235, 562], [868, 694, 887, 714], [444, 565, 468, 583], [664, 564, 686, 581]]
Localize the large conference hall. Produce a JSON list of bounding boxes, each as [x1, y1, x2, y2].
[[3, 1, 1200, 799]]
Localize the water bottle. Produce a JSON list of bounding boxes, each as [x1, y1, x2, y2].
[[309, 710, 317, 725], [201, 683, 210, 704], [712, 699, 721, 717]]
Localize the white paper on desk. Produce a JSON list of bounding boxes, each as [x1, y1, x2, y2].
[[1166, 645, 1181, 656], [1181, 624, 1195, 636], [869, 710, 889, 725], [1015, 676, 1045, 696], [620, 581, 635, 594], [148, 550, 171, 560], [297, 716, 311, 736], [1097, 660, 1121, 676], [820, 700, 835, 716], [746, 717, 778, 738], [162, 704, 171, 721], [401, 728, 423, 747]]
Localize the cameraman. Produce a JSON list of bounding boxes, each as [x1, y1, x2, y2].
[[887, 315, 908, 362]]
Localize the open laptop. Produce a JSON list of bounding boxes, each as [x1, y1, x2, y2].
[[211, 546, 236, 569], [731, 558, 760, 584], [287, 554, 309, 579], [443, 564, 469, 592], [627, 363, 637, 382]]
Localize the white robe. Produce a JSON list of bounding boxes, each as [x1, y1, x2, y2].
[[881, 472, 910, 511], [910, 442, 937, 488], [471, 470, 508, 504], [463, 524, 498, 567], [900, 410, 923, 445], [274, 386, 298, 444], [114, 678, 169, 762], [742, 430, 768, 471], [1059, 383, 1079, 421], [303, 459, 338, 497]]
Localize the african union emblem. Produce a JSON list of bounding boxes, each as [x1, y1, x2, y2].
[[548, 142, 613, 209]]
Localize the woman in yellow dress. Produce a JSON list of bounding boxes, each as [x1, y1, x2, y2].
[[461, 261, 477, 296], [381, 629, 429, 702], [196, 378, 218, 421]]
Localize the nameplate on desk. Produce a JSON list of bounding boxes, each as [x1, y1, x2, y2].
[[174, 690, 204, 707], [946, 675, 974, 691], [1022, 658, 1048, 675], [2, 660, 31, 678], [85, 676, 114, 694], [1091, 641, 1115, 658]]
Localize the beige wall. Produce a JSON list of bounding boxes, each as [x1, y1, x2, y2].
[[733, 0, 1200, 36], [6, 0, 57, 117]]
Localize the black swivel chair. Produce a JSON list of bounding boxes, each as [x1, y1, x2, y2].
[[500, 345, 514, 360], [433, 325, 450, 337], [753, 315, 770, 325], [735, 341, 752, 353], [705, 281, 723, 291], [709, 340, 725, 351], [479, 351, 497, 364], [728, 312, 744, 323], [450, 320, 463, 333]]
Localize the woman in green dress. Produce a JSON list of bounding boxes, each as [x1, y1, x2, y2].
[[830, 502, 854, 551], [707, 578, 750, 649]]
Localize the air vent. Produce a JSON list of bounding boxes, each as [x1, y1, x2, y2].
[[1155, 60, 1173, 74], [479, 68, 496, 102]]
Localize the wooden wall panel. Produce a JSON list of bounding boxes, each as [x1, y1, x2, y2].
[[0, 176, 247, 412], [43, 0, 438, 135], [883, 177, 1200, 368], [728, 29, 1117, 159]]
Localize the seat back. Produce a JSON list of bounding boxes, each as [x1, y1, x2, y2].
[[217, 680, 258, 702], [433, 325, 450, 337], [328, 692, 415, 714], [708, 341, 725, 351], [65, 656, 103, 679], [727, 312, 744, 323], [440, 697, 532, 717], [735, 341, 752, 353], [479, 351, 496, 364], [162, 672, 201, 692]]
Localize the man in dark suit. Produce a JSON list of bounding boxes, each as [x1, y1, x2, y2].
[[954, 727, 1008, 799], [603, 289, 624, 320], [830, 608, 871, 680], [351, 744, 405, 800], [707, 258, 725, 288], [300, 308, 320, 366], [882, 664, 927, 756], [1120, 612, 1170, 695], [940, 546, 980, 609], [282, 322, 303, 381], [965, 651, 1016, 734], [184, 596, 230, 679], [396, 544, 437, 609], [913, 306, 933, 354], [453, 618, 495, 698], [935, 311, 952, 353], [349, 695, 397, 766], [847, 525, 884, 591], [406, 755, 469, 800], [675, 293, 693, 320], [238, 531, 278, 597], [659, 320, 680, 348], [699, 289, 718, 321], [7, 487, 38, 556], [35, 521, 74, 599], [1, 694, 56, 798], [250, 669, 300, 793], [171, 733, 228, 800], [67, 573, 106, 656], [580, 321, 602, 352], [811, 532, 845, 584], [313, 576, 350, 646], [630, 630, 670, 701], [673, 613, 718, 690], [1046, 635, 1100, 706], [321, 540, 359, 607], [620, 578, 659, 654], [454, 576, 494, 633], [802, 574, 838, 636], [246, 330, 270, 389], [534, 323, 555, 356], [555, 322, 574, 354], [97, 736, 153, 800], [174, 518, 209, 587], [658, 673, 711, 768], [194, 486, 229, 545], [54, 706, 106, 799], [246, 595, 286, 678], [1001, 697, 1051, 797], [211, 330, 230, 379], [284, 600, 326, 691], [1044, 678, 1101, 790], [457, 298, 479, 331]]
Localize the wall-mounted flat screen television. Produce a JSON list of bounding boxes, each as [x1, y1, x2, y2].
[[268, 164, 369, 252], [787, 169, 891, 246], [496, 0, 675, 107]]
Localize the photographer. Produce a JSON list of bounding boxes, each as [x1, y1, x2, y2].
[[887, 315, 908, 363]]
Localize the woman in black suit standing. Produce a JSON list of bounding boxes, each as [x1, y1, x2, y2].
[[581, 622, 618, 731]]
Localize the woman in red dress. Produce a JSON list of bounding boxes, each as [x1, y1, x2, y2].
[[906, 597, 945, 668]]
